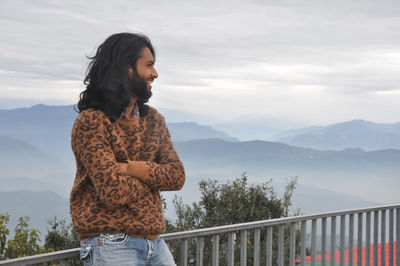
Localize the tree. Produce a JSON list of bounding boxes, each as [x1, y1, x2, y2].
[[5, 216, 46, 259], [44, 217, 79, 251], [167, 173, 299, 264], [0, 213, 10, 260]]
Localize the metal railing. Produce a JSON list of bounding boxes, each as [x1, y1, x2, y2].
[[1, 203, 399, 265]]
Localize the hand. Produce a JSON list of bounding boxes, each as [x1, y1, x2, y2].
[[117, 162, 129, 175]]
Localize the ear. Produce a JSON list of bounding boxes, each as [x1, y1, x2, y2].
[[128, 66, 134, 78]]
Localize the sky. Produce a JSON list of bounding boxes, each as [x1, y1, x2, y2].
[[1, 0, 400, 127]]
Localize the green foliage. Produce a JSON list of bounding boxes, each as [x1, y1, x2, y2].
[[170, 174, 297, 231], [0, 213, 10, 260], [44, 217, 79, 251], [5, 216, 46, 259], [0, 213, 79, 263], [167, 173, 299, 264]]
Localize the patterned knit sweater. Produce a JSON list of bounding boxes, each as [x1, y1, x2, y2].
[[70, 106, 185, 240]]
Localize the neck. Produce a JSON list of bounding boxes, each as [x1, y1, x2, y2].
[[123, 97, 137, 117]]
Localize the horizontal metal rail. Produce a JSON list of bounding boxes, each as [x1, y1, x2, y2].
[[0, 248, 79, 265], [1, 203, 399, 265], [161, 203, 400, 241]]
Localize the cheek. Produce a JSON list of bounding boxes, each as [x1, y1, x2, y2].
[[136, 68, 150, 79]]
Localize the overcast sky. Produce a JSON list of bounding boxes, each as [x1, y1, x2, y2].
[[1, 0, 399, 126]]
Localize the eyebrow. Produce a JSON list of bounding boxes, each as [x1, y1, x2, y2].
[[146, 60, 155, 65]]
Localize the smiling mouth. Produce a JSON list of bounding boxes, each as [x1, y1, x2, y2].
[[147, 80, 153, 89]]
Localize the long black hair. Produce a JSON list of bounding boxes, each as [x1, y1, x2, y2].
[[77, 32, 155, 121]]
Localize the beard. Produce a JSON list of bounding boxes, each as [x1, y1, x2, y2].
[[128, 75, 152, 103]]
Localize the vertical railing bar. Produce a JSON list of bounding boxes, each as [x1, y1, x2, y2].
[[59, 260, 68, 266], [181, 239, 188, 266], [301, 221, 307, 266], [322, 217, 327, 266], [381, 210, 386, 266], [389, 208, 394, 266], [366, 212, 371, 266], [357, 213, 363, 266], [240, 230, 247, 266], [289, 223, 296, 266], [311, 219, 317, 266], [331, 216, 336, 266], [254, 228, 260, 266], [374, 210, 379, 266], [340, 215, 345, 266], [196, 236, 204, 266], [349, 214, 354, 266], [396, 208, 400, 266], [212, 234, 219, 266], [266, 226, 273, 266], [278, 224, 284, 266], [227, 232, 235, 266]]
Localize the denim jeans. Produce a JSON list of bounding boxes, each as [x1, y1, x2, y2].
[[79, 233, 176, 266]]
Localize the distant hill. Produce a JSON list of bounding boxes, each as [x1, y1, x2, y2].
[[0, 190, 70, 241], [0, 136, 45, 158], [273, 119, 400, 151], [0, 136, 66, 180], [1, 105, 399, 204], [0, 105, 236, 160], [0, 104, 77, 161], [275, 183, 381, 214], [174, 138, 400, 172], [174, 139, 400, 203], [168, 122, 237, 142]]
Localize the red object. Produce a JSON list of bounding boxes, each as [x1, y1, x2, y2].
[[295, 242, 397, 265]]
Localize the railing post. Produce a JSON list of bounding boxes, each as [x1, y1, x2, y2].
[[278, 224, 284, 266], [389, 208, 394, 266], [366, 212, 371, 266], [227, 232, 235, 266], [374, 211, 379, 266], [212, 234, 219, 266], [301, 220, 307, 266], [311, 219, 317, 266], [240, 230, 247, 266], [181, 239, 188, 266], [266, 226, 273, 266], [340, 215, 346, 266], [321, 217, 327, 266], [381, 210, 386, 266], [357, 213, 363, 266], [331, 216, 336, 266], [196, 236, 204, 266], [289, 222, 296, 266], [253, 228, 260, 266], [349, 214, 354, 266]]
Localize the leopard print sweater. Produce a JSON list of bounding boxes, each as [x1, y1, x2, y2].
[[70, 106, 185, 240]]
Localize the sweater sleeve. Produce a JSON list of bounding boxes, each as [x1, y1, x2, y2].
[[71, 111, 148, 208], [126, 116, 185, 191]]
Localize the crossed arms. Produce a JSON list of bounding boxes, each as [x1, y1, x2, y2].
[[71, 111, 185, 208]]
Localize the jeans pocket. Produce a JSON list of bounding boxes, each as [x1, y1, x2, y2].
[[80, 244, 93, 265]]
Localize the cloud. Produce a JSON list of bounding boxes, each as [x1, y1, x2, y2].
[[0, 0, 399, 124]]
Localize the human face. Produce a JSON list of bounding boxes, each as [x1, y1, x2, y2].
[[134, 47, 158, 90]]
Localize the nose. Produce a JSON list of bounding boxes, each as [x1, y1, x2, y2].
[[152, 67, 159, 79]]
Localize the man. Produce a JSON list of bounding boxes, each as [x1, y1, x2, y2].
[[70, 32, 185, 265]]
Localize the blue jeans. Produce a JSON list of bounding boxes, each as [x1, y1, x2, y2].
[[79, 233, 176, 266]]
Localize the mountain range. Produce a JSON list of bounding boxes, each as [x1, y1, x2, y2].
[[273, 119, 400, 151], [0, 104, 399, 229], [1, 104, 400, 151]]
